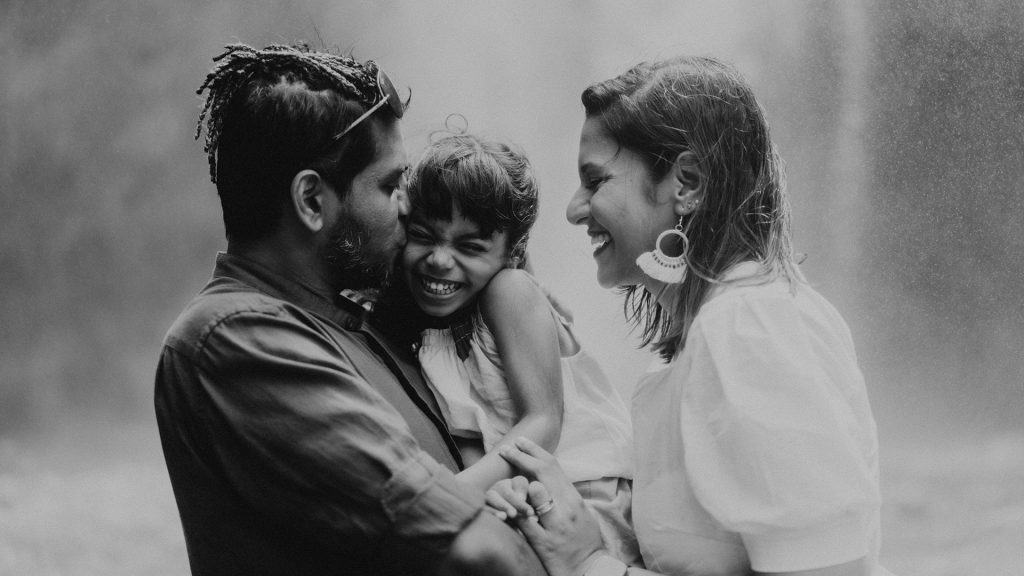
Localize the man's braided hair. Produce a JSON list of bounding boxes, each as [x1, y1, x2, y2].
[[195, 43, 380, 182], [193, 43, 399, 243]]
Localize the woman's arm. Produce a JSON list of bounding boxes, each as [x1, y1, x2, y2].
[[455, 269, 564, 493]]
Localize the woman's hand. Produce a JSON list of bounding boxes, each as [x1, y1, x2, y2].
[[499, 437, 606, 576]]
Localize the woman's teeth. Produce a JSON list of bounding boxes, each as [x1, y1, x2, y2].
[[420, 277, 461, 296], [591, 233, 610, 254]]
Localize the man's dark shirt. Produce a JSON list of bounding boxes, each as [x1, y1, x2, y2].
[[155, 253, 482, 575]]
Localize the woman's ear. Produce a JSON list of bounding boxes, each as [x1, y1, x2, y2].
[[671, 151, 704, 216], [290, 169, 326, 233]]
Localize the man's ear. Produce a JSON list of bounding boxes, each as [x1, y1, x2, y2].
[[290, 169, 327, 233], [671, 150, 705, 216]]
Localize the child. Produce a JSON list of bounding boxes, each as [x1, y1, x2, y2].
[[401, 133, 638, 564]]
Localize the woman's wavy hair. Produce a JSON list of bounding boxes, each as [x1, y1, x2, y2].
[[582, 55, 800, 360], [195, 43, 406, 244], [407, 132, 538, 268]]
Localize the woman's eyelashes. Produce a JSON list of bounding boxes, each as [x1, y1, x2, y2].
[[582, 174, 609, 192]]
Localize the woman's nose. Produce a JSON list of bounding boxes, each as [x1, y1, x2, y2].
[[565, 187, 589, 225]]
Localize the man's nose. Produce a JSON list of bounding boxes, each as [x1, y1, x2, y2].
[[395, 188, 410, 216], [566, 187, 589, 225]]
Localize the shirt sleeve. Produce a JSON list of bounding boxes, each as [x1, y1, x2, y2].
[[679, 289, 880, 572], [191, 305, 483, 561]]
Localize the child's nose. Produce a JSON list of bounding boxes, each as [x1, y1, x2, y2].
[[426, 247, 455, 270]]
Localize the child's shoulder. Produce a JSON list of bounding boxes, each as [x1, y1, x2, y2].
[[479, 269, 548, 318], [487, 268, 540, 291], [483, 268, 546, 301]]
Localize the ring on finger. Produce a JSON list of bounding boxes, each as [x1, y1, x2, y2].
[[534, 499, 555, 516]]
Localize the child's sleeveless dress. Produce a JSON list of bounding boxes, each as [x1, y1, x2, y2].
[[419, 298, 640, 564]]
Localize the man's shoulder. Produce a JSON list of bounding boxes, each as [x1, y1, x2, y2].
[[162, 276, 291, 355]]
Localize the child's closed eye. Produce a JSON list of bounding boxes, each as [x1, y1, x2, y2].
[[460, 241, 490, 253], [407, 226, 434, 243]]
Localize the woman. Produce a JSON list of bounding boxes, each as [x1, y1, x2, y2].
[[489, 56, 891, 576]]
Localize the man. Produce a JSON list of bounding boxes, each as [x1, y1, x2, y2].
[[155, 43, 543, 575]]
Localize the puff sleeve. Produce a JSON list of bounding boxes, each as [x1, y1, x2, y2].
[[679, 287, 881, 572]]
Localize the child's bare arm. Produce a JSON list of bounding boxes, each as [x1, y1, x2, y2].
[[455, 269, 564, 494]]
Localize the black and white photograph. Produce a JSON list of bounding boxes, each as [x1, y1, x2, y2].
[[1, 1, 1021, 575]]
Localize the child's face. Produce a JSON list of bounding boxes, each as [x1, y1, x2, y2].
[[402, 207, 511, 318]]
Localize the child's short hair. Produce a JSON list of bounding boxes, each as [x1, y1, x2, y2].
[[407, 133, 538, 267]]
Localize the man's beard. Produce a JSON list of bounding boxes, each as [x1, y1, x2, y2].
[[319, 217, 396, 292]]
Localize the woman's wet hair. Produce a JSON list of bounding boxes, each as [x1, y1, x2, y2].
[[583, 55, 798, 359], [407, 133, 538, 268]]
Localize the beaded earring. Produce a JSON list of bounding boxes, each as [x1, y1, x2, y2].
[[635, 200, 697, 284]]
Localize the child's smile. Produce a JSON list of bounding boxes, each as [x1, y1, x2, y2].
[[417, 275, 462, 296], [402, 208, 511, 318]]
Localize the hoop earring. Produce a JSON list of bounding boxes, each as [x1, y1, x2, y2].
[[635, 216, 689, 284]]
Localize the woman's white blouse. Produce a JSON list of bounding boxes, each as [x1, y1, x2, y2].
[[631, 269, 884, 575]]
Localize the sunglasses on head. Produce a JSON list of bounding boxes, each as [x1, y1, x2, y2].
[[333, 65, 404, 141]]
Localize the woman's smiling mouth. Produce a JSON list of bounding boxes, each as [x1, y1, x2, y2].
[[590, 231, 611, 255]]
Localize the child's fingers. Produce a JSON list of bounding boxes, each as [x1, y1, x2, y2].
[[485, 476, 533, 519], [484, 492, 514, 519], [483, 504, 508, 521]]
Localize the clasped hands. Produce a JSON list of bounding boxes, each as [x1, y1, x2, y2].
[[486, 437, 608, 576]]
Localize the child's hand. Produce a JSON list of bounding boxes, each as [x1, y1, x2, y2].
[[484, 475, 534, 521]]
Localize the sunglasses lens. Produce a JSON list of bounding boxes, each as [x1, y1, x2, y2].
[[377, 70, 404, 119]]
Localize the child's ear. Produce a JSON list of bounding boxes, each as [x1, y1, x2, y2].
[[508, 241, 529, 270]]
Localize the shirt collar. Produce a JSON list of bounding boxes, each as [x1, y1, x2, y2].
[[705, 260, 768, 302], [213, 252, 368, 329]]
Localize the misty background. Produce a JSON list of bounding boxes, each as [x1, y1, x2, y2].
[[1, 1, 1021, 574]]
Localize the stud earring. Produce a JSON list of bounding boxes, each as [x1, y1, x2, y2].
[[635, 215, 689, 284]]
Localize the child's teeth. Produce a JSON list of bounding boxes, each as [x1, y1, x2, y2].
[[423, 278, 459, 295]]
